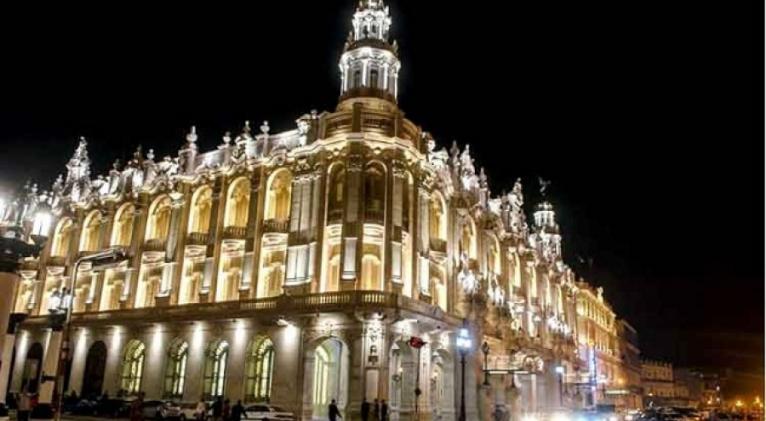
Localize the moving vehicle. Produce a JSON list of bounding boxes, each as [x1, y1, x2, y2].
[[141, 400, 182, 420], [243, 404, 295, 421]]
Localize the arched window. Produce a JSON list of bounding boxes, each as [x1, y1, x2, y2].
[[120, 340, 145, 395], [245, 337, 275, 402], [164, 339, 188, 399], [264, 170, 293, 222], [145, 196, 172, 241], [361, 254, 381, 291], [224, 178, 251, 229], [370, 69, 379, 89], [364, 164, 385, 224], [51, 218, 74, 258], [80, 211, 102, 252], [111, 204, 135, 247], [203, 340, 229, 398], [188, 187, 213, 234], [353, 70, 362, 89], [326, 165, 345, 223]]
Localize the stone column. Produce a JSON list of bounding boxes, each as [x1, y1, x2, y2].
[[202, 179, 225, 302], [388, 161, 406, 294], [241, 174, 261, 296], [32, 327, 63, 420], [416, 189, 431, 300], [124, 200, 148, 308], [340, 149, 364, 289]]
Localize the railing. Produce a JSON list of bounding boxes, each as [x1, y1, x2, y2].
[[222, 226, 247, 239], [262, 219, 289, 234], [44, 290, 460, 327], [144, 238, 167, 252], [429, 238, 447, 253], [186, 232, 209, 246]]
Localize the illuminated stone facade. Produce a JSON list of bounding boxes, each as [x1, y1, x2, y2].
[[5, 1, 640, 419]]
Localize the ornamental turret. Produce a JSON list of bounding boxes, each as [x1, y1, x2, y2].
[[338, 0, 401, 110], [530, 178, 562, 263]]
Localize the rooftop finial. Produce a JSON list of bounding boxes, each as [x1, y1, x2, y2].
[[260, 121, 270, 136], [186, 126, 198, 144], [538, 177, 551, 197]]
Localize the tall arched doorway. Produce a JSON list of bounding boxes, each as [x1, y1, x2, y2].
[[81, 341, 107, 398], [307, 338, 349, 419], [21, 342, 43, 393]]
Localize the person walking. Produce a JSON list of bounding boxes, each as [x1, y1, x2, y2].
[[222, 399, 231, 421], [380, 400, 388, 421], [230, 400, 244, 421], [212, 397, 223, 421], [328, 399, 342, 421], [194, 396, 207, 421], [373, 399, 380, 420], [17, 391, 31, 421], [360, 398, 370, 421]]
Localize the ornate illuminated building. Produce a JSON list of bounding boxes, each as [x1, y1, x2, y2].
[[3, 1, 640, 420]]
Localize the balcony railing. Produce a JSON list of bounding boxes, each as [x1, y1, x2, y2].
[[144, 238, 167, 252], [186, 232, 209, 246], [33, 291, 461, 327], [429, 238, 447, 253], [263, 219, 289, 234], [222, 226, 247, 239]]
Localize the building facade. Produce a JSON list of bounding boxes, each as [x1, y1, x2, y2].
[[642, 360, 676, 407], [3, 1, 640, 420], [616, 320, 643, 410]]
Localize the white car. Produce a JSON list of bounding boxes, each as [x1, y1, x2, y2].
[[243, 404, 295, 421]]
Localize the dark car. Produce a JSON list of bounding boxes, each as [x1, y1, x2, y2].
[[95, 398, 132, 418]]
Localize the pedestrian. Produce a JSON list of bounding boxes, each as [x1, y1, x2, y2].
[[380, 400, 388, 421], [230, 400, 244, 421], [328, 399, 342, 421], [373, 399, 380, 420], [129, 392, 144, 421], [360, 398, 370, 421], [222, 399, 231, 421], [212, 396, 223, 421], [17, 391, 31, 421], [195, 396, 207, 421]]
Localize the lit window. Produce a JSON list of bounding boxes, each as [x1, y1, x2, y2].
[[245, 337, 275, 402], [120, 340, 146, 395], [164, 339, 189, 399]]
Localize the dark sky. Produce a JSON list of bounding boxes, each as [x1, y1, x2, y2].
[[0, 1, 762, 397]]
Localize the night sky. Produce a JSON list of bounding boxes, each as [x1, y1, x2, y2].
[[0, 1, 761, 396]]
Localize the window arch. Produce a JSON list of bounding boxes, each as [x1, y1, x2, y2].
[[51, 218, 74, 258], [188, 186, 213, 234], [326, 165, 345, 224], [163, 339, 189, 399], [370, 69, 379, 88], [145, 196, 172, 241], [264, 170, 293, 221], [80, 211, 103, 252], [361, 254, 382, 291], [353, 69, 362, 89], [120, 340, 145, 395], [245, 337, 275, 403], [111, 203, 135, 247], [364, 163, 385, 224], [224, 178, 251, 228], [203, 340, 229, 398]]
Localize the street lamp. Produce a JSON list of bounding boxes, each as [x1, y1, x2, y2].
[[457, 324, 472, 421], [481, 341, 490, 386]]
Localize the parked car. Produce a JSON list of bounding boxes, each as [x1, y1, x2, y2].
[[178, 402, 211, 421], [243, 404, 295, 421], [95, 398, 132, 418], [141, 400, 182, 420]]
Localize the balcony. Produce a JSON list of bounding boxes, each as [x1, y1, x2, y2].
[[143, 238, 167, 252], [186, 232, 209, 246], [222, 226, 247, 240], [429, 238, 447, 253], [30, 290, 462, 327], [263, 219, 289, 234]]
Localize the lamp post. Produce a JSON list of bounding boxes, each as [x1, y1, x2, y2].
[[456, 324, 472, 421], [481, 341, 490, 387], [50, 247, 127, 421], [0, 190, 51, 408]]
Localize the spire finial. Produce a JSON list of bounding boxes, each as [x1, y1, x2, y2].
[[186, 126, 198, 144]]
